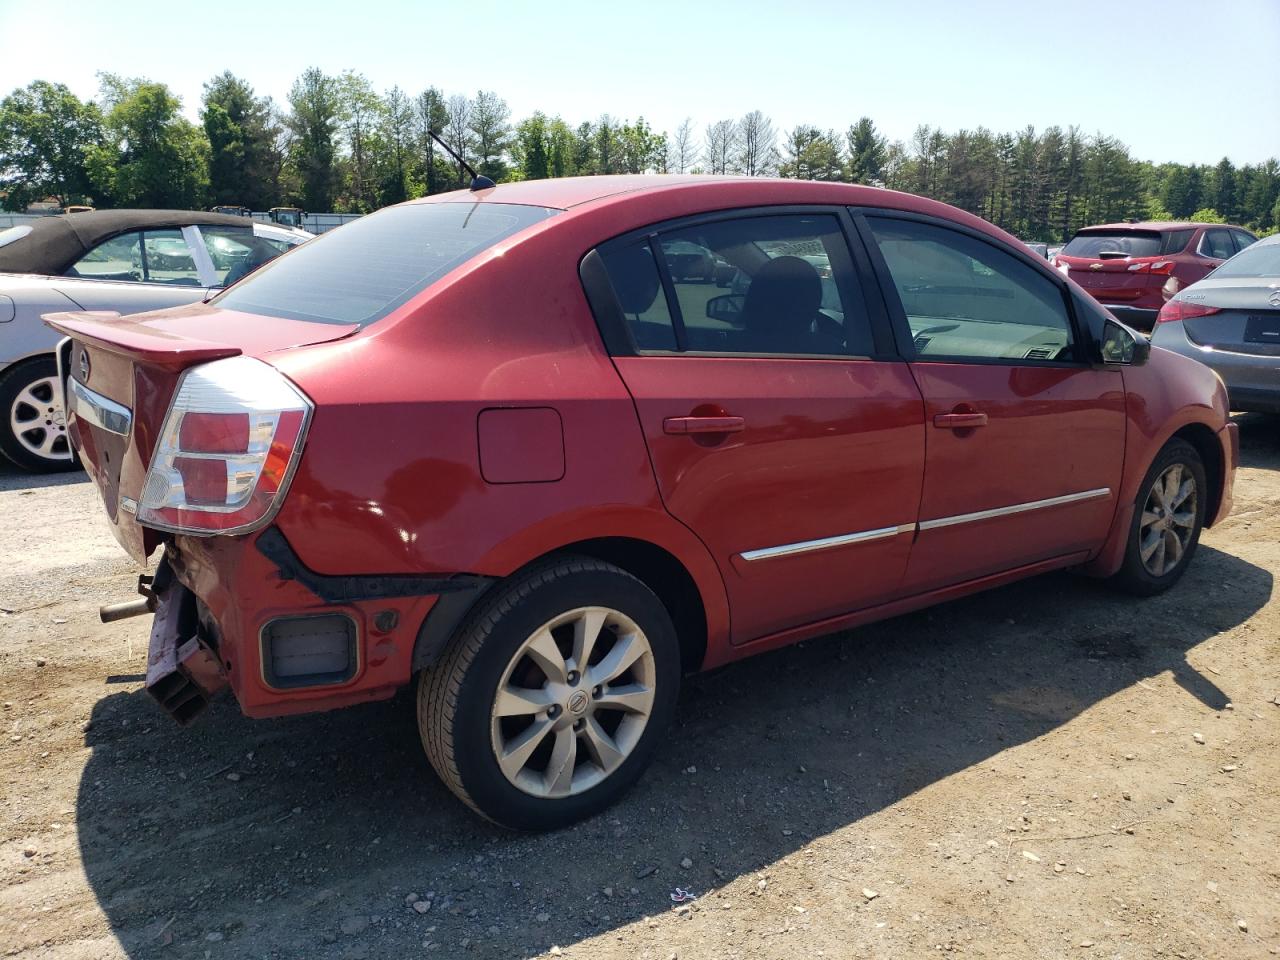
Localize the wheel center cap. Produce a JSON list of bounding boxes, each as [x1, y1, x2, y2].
[[567, 691, 589, 715]]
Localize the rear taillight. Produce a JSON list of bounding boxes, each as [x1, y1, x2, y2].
[[138, 356, 313, 535], [1126, 259, 1176, 275], [1156, 301, 1222, 324]]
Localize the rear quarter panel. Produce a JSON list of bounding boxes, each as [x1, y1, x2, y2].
[[266, 219, 733, 663]]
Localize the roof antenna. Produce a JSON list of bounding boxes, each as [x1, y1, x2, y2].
[[427, 129, 496, 191]]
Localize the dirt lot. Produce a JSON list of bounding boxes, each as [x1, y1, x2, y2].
[[1, 417, 1278, 960]]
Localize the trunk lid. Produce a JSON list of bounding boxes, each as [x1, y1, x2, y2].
[[1060, 257, 1167, 302], [44, 302, 355, 561], [1176, 279, 1280, 356]]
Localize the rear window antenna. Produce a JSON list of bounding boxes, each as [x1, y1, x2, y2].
[[427, 129, 496, 191]]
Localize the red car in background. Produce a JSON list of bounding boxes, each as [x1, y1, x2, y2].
[[48, 177, 1236, 829], [1056, 221, 1258, 330]]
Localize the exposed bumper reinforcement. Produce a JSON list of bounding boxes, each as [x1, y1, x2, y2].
[[145, 559, 227, 725]]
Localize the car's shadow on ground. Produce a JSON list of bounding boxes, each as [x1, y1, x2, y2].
[[0, 459, 86, 491], [76, 537, 1271, 958]]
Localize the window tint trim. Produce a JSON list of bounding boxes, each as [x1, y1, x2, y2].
[[580, 204, 900, 362], [848, 206, 1089, 367]]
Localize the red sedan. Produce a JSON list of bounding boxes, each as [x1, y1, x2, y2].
[[49, 176, 1237, 829]]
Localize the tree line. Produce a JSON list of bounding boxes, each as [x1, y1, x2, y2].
[[2, 72, 1277, 241]]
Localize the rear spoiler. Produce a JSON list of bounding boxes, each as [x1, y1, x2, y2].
[[43, 311, 241, 370]]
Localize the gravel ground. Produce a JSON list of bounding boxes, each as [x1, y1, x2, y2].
[[1, 415, 1278, 960]]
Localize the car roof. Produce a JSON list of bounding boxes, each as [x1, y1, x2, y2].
[[408, 174, 716, 210], [407, 174, 1035, 264], [0, 209, 253, 276], [1079, 221, 1242, 232]]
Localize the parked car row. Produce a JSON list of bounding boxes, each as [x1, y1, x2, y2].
[[1055, 221, 1258, 331], [0, 210, 310, 471], [1152, 234, 1280, 413], [46, 175, 1236, 830]]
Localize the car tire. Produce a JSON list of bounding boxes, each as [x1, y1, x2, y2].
[[1111, 438, 1206, 596], [417, 556, 680, 830], [0, 356, 78, 473]]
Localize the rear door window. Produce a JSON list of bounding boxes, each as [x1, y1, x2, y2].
[[213, 202, 559, 327], [597, 214, 874, 357], [867, 216, 1075, 363], [657, 215, 871, 356], [139, 230, 201, 285], [1202, 229, 1235, 260]]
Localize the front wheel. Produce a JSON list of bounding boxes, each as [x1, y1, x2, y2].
[[418, 557, 680, 830], [1111, 438, 1206, 596]]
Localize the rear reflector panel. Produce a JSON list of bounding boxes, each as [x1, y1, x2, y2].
[[260, 614, 357, 689]]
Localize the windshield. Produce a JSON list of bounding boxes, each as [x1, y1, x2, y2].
[[0, 225, 33, 250], [1210, 241, 1280, 279], [213, 202, 559, 326], [1062, 229, 1190, 259]]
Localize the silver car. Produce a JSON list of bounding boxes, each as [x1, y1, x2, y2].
[[0, 211, 310, 471], [1151, 233, 1280, 413]]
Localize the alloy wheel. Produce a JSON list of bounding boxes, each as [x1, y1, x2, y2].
[[490, 605, 656, 799], [1138, 462, 1197, 577], [9, 375, 72, 464]]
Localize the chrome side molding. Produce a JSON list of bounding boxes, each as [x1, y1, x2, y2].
[[740, 524, 915, 562], [917, 487, 1112, 531], [68, 378, 132, 436], [738, 488, 1112, 562]]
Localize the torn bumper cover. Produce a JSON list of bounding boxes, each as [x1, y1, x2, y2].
[[145, 559, 228, 725]]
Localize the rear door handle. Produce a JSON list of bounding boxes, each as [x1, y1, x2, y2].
[[933, 412, 988, 429], [663, 415, 745, 435]]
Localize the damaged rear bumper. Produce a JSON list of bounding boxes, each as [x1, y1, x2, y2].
[[144, 558, 228, 725]]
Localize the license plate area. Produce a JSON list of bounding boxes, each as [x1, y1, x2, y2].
[[1244, 314, 1280, 344]]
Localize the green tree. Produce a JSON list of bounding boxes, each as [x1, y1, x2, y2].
[[1212, 157, 1236, 222], [845, 116, 885, 185], [619, 117, 663, 174], [513, 112, 550, 181], [87, 74, 208, 208], [1187, 207, 1226, 224], [469, 90, 511, 182], [778, 126, 843, 181], [0, 81, 101, 209], [377, 85, 413, 205], [337, 72, 386, 212], [412, 87, 450, 195], [201, 72, 281, 210], [285, 68, 341, 211]]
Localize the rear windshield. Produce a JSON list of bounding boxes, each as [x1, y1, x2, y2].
[[1210, 241, 1280, 279], [1062, 229, 1192, 259], [212, 202, 559, 326]]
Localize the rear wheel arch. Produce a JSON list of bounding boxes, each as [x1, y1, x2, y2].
[[413, 536, 710, 676]]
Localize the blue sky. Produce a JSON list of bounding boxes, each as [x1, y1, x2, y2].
[[2, 0, 1277, 165]]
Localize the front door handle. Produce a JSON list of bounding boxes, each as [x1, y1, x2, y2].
[[933, 412, 988, 429], [663, 415, 745, 435]]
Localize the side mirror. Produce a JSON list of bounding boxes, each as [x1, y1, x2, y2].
[[706, 293, 745, 325], [1100, 319, 1150, 366]]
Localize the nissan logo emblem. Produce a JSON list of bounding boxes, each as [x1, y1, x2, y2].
[[78, 349, 90, 381]]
